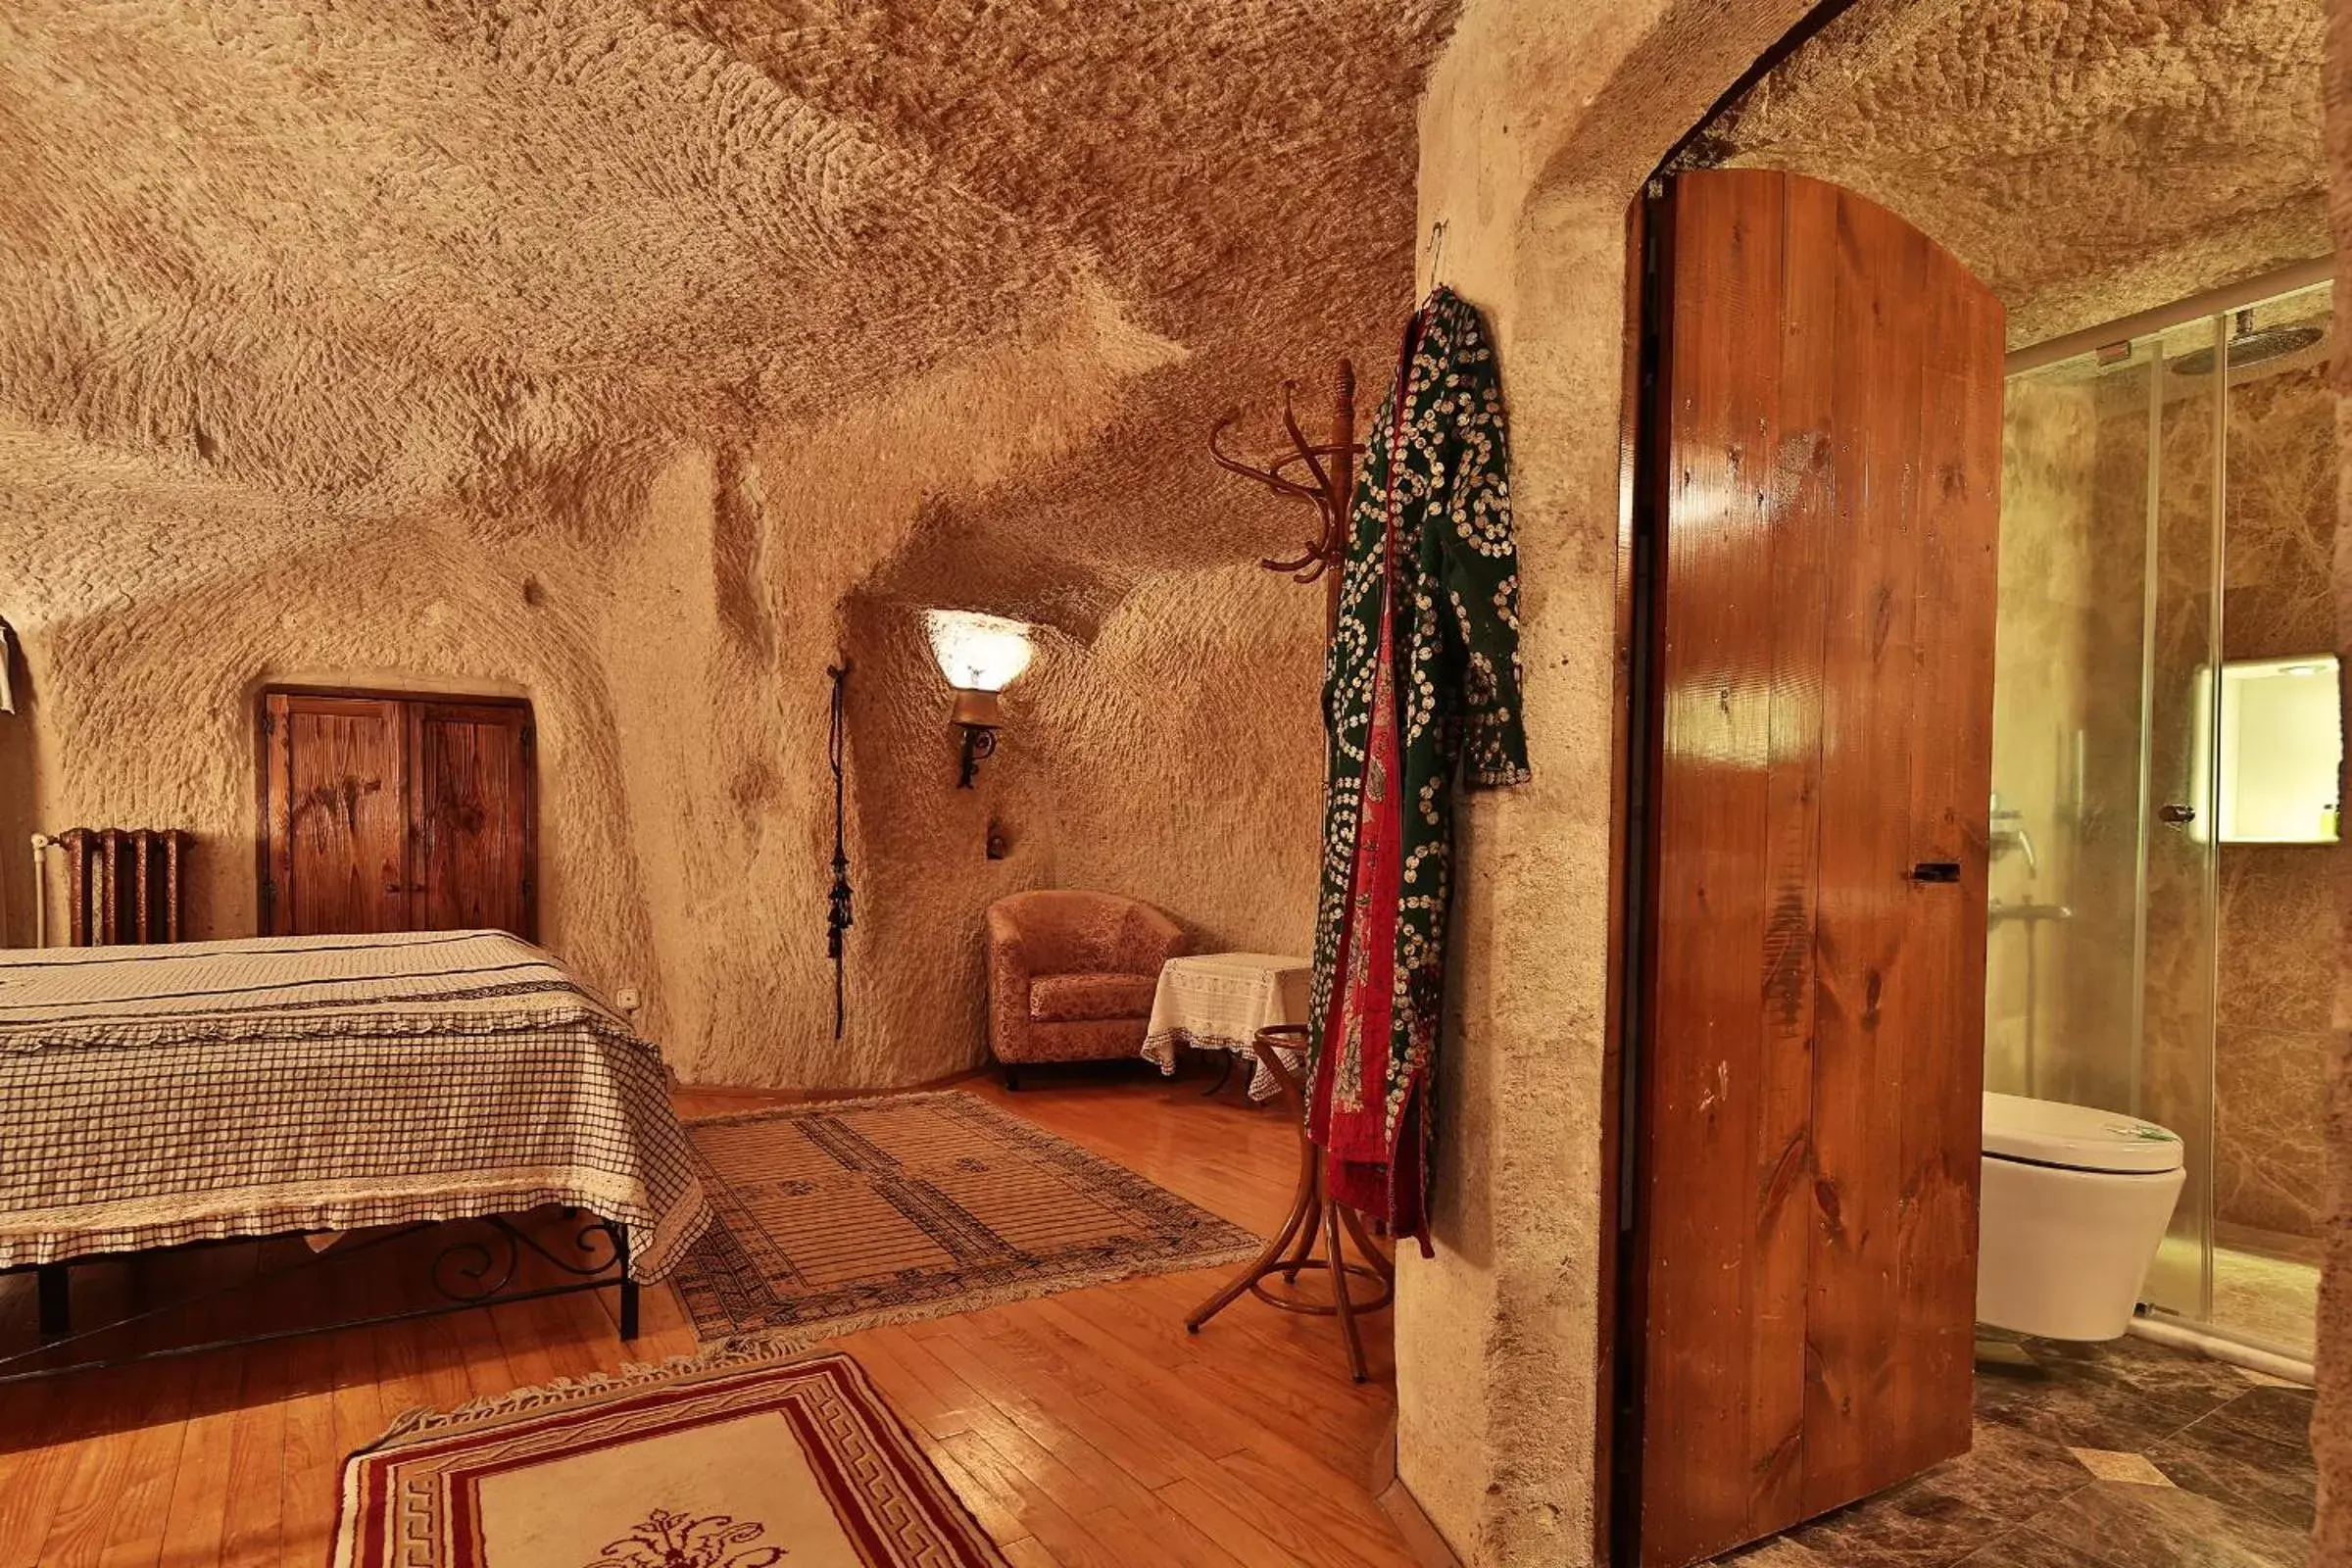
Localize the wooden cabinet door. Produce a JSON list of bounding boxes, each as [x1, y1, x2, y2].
[[261, 690, 535, 941], [408, 702, 536, 941], [262, 693, 410, 936], [1627, 169, 2003, 1567]]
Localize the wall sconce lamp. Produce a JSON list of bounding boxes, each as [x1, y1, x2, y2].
[[925, 609, 1034, 789]]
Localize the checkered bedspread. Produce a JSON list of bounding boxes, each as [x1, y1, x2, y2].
[[0, 930, 710, 1278]]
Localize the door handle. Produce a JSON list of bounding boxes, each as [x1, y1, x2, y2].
[[1910, 861, 1961, 883], [2158, 803, 2197, 825]]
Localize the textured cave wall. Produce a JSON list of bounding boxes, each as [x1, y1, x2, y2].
[[828, 564, 1326, 1079], [0, 0, 1441, 1087], [1023, 564, 1328, 958], [2318, 0, 2352, 1556], [1702, 0, 2329, 347]]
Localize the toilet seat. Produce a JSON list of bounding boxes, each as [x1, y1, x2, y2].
[[1982, 1091, 2184, 1176]]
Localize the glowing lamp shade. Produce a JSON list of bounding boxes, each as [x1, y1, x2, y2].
[[926, 610, 1034, 694], [927, 610, 1033, 788]]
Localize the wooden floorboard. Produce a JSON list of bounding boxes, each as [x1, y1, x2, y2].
[[0, 1064, 1412, 1566]]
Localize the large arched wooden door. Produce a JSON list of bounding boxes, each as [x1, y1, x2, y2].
[[1622, 168, 2005, 1566]]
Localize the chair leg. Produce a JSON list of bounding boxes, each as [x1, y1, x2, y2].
[[1004, 1063, 1021, 1092]]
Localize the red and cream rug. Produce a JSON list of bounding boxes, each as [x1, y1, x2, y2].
[[332, 1350, 1005, 1568]]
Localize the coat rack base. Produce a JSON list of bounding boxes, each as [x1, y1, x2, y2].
[[1185, 1025, 1394, 1383]]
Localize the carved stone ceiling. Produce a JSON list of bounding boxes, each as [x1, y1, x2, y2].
[[1696, 0, 2328, 345], [0, 0, 1451, 627]]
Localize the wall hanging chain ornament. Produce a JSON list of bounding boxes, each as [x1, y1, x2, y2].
[[825, 661, 854, 1041]]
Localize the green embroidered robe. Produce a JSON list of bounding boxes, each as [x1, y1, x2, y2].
[[1307, 285, 1530, 1250]]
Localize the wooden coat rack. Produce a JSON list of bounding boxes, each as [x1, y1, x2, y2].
[[1190, 362, 1395, 1382], [1206, 360, 1364, 631]]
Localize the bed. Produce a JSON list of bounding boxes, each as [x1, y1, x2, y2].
[[0, 929, 710, 1372]]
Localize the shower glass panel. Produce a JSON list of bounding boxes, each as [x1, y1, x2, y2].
[[2138, 312, 2225, 1329], [1992, 274, 2330, 1364]]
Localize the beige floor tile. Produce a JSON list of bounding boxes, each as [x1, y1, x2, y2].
[[2067, 1446, 2176, 1486]]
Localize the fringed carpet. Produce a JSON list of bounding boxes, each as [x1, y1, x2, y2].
[[332, 1350, 1004, 1567], [670, 1090, 1260, 1344]]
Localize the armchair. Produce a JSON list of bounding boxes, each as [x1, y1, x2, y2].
[[985, 891, 1186, 1089]]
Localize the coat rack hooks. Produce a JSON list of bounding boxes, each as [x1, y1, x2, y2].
[[1206, 361, 1364, 627]]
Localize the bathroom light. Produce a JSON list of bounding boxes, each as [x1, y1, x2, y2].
[[925, 609, 1034, 788]]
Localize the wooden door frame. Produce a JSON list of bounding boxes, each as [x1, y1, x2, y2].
[[255, 685, 537, 940], [1600, 177, 1674, 1568], [1592, 188, 1657, 1568]]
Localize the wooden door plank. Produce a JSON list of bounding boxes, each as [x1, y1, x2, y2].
[[1886, 260, 2005, 1467], [1799, 186, 1932, 1518], [1636, 166, 1788, 1567], [262, 693, 292, 937], [1745, 169, 1840, 1536]]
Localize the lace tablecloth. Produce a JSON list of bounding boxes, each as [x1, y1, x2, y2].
[[1141, 953, 1312, 1102]]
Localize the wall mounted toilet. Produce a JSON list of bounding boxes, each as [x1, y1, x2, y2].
[[1978, 1091, 2186, 1341]]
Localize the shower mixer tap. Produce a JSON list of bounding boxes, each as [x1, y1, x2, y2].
[[1989, 800, 2039, 875]]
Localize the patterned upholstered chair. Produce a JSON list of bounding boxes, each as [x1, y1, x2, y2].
[[985, 891, 1185, 1089]]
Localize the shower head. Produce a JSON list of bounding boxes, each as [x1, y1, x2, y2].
[[2171, 309, 2325, 375]]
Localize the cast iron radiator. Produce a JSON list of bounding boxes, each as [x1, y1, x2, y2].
[[48, 827, 191, 945]]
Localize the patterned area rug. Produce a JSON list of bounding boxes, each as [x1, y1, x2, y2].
[[672, 1090, 1260, 1342], [332, 1350, 1005, 1567]]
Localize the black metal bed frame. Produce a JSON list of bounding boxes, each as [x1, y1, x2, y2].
[[0, 1210, 637, 1386]]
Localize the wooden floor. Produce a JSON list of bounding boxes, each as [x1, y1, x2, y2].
[[0, 1065, 1416, 1567]]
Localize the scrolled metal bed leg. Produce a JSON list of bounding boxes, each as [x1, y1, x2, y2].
[[35, 1263, 69, 1339], [613, 1227, 639, 1342]]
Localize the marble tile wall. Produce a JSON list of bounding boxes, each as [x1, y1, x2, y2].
[[2211, 358, 2336, 1243]]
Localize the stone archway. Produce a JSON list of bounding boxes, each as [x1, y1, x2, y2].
[[1392, 6, 1834, 1562]]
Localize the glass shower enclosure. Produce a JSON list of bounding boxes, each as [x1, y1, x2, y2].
[[1992, 266, 2337, 1364]]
